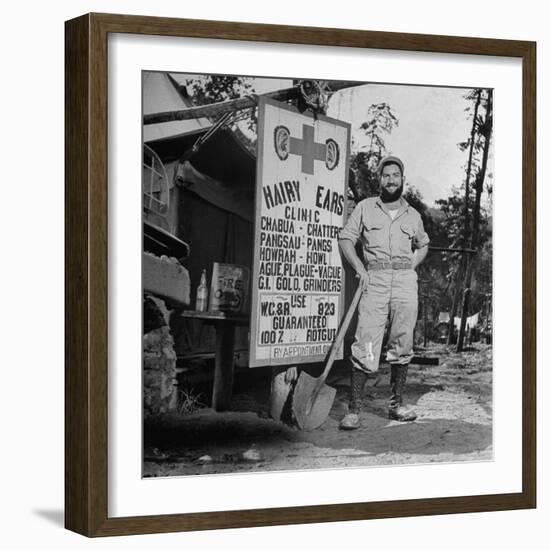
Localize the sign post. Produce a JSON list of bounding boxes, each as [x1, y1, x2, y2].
[[250, 97, 350, 367]]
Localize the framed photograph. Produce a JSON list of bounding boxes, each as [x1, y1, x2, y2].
[[65, 13, 536, 536]]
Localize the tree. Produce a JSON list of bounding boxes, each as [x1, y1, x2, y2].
[[184, 75, 255, 115], [436, 190, 491, 273], [404, 186, 445, 340], [183, 74, 258, 150], [441, 90, 482, 344], [432, 88, 493, 348], [456, 89, 493, 350], [436, 190, 471, 344], [458, 90, 483, 247], [349, 103, 399, 201]]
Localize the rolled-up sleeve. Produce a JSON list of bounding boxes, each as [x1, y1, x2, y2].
[[339, 202, 363, 244], [413, 216, 430, 249]]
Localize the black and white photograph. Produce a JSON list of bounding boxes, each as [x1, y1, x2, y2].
[[142, 71, 494, 477], [2, 0, 545, 544]]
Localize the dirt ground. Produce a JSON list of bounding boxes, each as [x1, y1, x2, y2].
[[143, 343, 492, 477]]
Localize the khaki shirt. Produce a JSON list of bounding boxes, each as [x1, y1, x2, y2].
[[339, 197, 430, 265]]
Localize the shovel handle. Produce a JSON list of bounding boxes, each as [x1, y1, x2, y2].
[[316, 284, 363, 387]]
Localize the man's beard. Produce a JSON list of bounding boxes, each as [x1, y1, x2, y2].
[[380, 183, 404, 202]]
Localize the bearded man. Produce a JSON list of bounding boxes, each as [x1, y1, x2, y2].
[[338, 156, 430, 430]]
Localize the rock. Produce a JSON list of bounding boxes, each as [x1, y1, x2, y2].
[[242, 448, 263, 462], [143, 322, 178, 419]]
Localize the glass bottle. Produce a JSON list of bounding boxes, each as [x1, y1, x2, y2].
[[195, 269, 208, 312]]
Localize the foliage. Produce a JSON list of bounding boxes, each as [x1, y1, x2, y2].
[[470, 234, 493, 314], [429, 189, 492, 301], [184, 74, 258, 148], [435, 189, 474, 249], [185, 75, 253, 105], [177, 387, 205, 415], [407, 187, 452, 321], [349, 103, 399, 201]]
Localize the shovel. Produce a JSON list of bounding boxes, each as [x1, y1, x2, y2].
[[292, 285, 363, 430]]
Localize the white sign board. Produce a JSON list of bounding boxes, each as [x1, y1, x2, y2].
[[250, 97, 350, 367]]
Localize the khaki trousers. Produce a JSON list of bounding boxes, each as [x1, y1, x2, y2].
[[351, 269, 418, 373]]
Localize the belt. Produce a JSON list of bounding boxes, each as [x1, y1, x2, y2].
[[367, 261, 413, 271]]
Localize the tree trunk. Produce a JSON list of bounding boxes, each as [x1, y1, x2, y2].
[[451, 91, 481, 348], [447, 256, 465, 345], [457, 90, 493, 351], [462, 90, 482, 247], [456, 256, 473, 350]]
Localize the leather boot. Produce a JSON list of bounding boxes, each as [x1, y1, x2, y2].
[[339, 367, 368, 430], [388, 363, 417, 422]]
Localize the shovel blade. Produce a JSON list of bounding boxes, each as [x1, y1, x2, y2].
[[292, 372, 337, 431]]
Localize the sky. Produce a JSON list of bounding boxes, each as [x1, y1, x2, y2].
[[326, 83, 479, 206]]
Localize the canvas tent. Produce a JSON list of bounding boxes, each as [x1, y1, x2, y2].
[[143, 72, 256, 362]]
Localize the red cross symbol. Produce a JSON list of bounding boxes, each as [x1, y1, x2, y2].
[[289, 124, 326, 175]]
